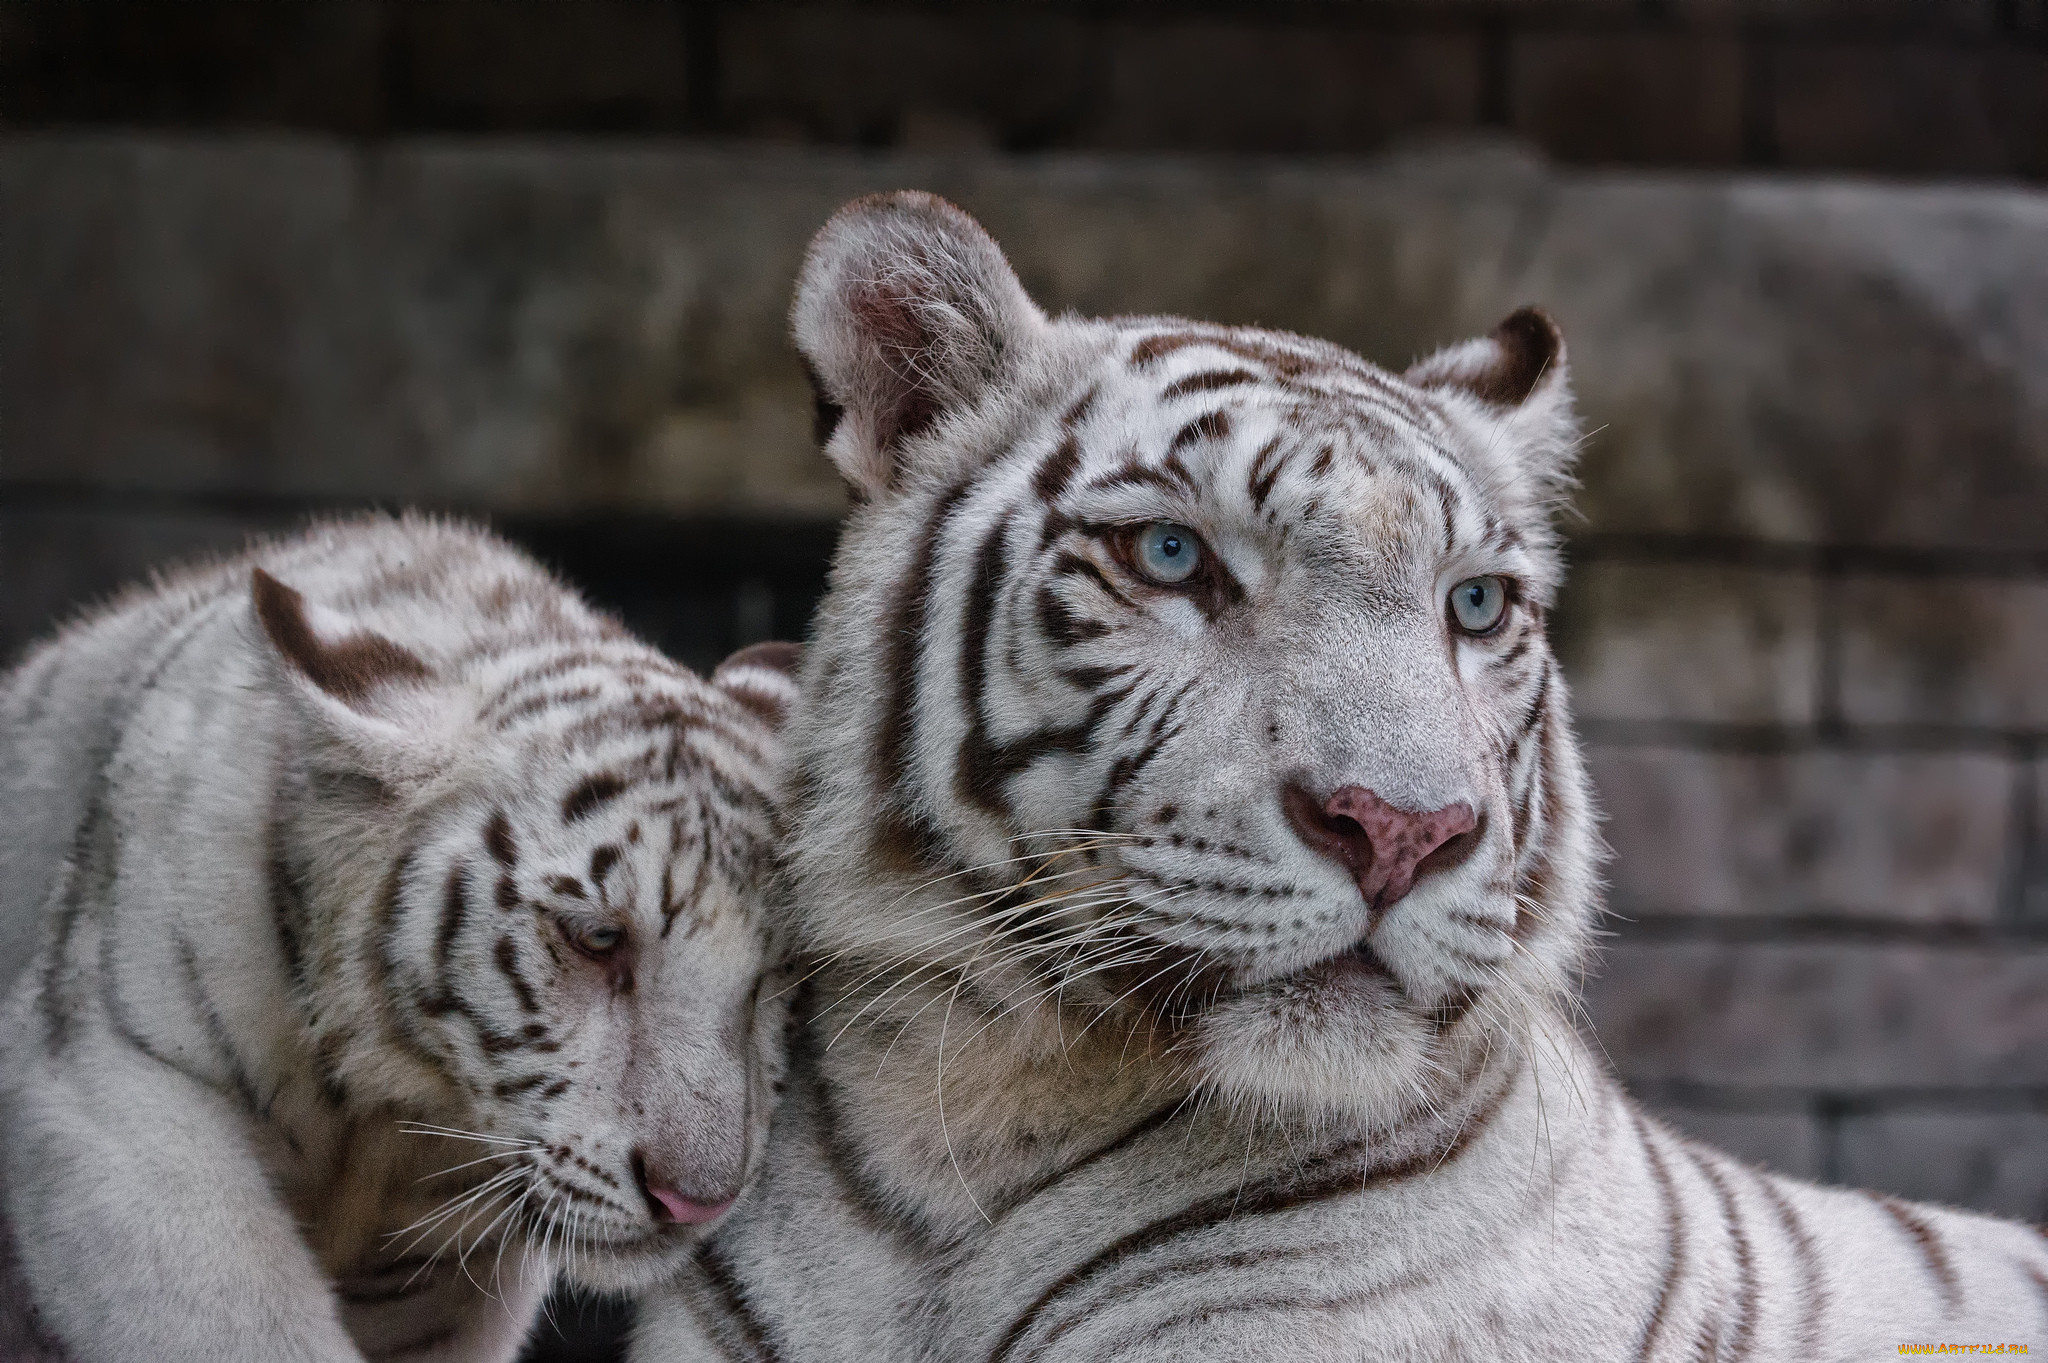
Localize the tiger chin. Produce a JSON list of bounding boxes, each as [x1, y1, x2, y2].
[[633, 194, 2048, 1362], [0, 515, 800, 1362]]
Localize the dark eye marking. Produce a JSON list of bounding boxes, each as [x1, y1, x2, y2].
[[546, 875, 586, 900], [589, 845, 621, 884], [483, 811, 518, 868], [1101, 524, 1246, 621], [1159, 369, 1259, 400], [562, 771, 628, 823]]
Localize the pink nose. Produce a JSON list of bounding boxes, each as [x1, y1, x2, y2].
[[1283, 784, 1479, 917], [647, 1186, 735, 1226]]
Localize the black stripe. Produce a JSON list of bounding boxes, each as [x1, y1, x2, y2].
[[1753, 1172, 1827, 1357], [175, 931, 263, 1115], [1631, 1108, 1687, 1363], [1050, 551, 1135, 609], [873, 481, 974, 804], [1167, 410, 1231, 454], [1035, 586, 1110, 648], [689, 1239, 783, 1363], [956, 513, 1018, 816], [990, 1073, 1513, 1363], [436, 862, 471, 984], [493, 935, 539, 1013], [1687, 1144, 1758, 1361], [563, 770, 629, 822], [1033, 435, 1083, 504], [1870, 1192, 1963, 1313], [1159, 369, 1260, 400], [1246, 436, 1286, 511]]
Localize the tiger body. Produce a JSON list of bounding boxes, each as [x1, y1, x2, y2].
[[0, 515, 797, 1362], [634, 195, 2048, 1362]]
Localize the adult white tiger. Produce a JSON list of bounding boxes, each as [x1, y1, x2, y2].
[[0, 515, 799, 1362], [635, 193, 2048, 1362]]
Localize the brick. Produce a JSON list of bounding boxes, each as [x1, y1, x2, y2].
[[1554, 562, 1818, 725], [9, 139, 2048, 545], [1769, 42, 2036, 177], [720, 6, 1094, 148], [1638, 1101, 1826, 1180], [1667, 0, 1998, 30], [387, 0, 691, 131], [2027, 759, 2048, 921], [1509, 33, 1743, 167], [1584, 940, 2048, 1089], [1837, 1108, 2048, 1221], [1586, 746, 2016, 923], [1837, 574, 2048, 730], [0, 0, 383, 133], [1087, 21, 1482, 154]]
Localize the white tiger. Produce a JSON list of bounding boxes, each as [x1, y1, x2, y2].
[[0, 514, 799, 1362], [633, 193, 2048, 1362]]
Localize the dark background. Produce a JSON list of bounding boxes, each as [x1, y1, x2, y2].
[[5, 4, 2047, 1360]]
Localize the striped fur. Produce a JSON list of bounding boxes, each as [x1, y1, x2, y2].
[[634, 194, 2048, 1361], [0, 516, 798, 1362]]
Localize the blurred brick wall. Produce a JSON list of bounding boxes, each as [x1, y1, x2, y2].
[[3, 0, 2046, 178]]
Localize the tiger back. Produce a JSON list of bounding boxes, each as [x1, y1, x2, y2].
[[632, 194, 2048, 1362], [0, 514, 798, 1362]]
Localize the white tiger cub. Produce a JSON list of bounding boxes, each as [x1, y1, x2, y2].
[[0, 514, 800, 1362], [635, 193, 2048, 1362]]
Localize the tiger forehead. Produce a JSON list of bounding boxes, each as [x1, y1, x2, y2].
[[1047, 352, 1470, 525]]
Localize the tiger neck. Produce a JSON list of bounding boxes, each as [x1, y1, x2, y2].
[[803, 964, 1198, 1235], [802, 963, 1542, 1242]]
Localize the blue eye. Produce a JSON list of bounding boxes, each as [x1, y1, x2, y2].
[[1448, 576, 1508, 634], [1134, 522, 1202, 584], [567, 921, 627, 957]]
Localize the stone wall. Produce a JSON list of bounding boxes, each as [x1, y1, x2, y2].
[[5, 138, 2047, 1236], [5, 0, 2046, 180]]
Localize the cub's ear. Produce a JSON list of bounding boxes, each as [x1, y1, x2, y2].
[[711, 641, 802, 731], [252, 568, 451, 781], [791, 191, 1045, 500], [1404, 307, 1579, 492]]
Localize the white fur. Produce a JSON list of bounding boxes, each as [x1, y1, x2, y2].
[[0, 515, 798, 1362], [632, 195, 2048, 1361]]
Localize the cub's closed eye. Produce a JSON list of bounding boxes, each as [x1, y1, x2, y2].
[[565, 920, 627, 957], [1447, 576, 1510, 635], [1126, 521, 1204, 586]]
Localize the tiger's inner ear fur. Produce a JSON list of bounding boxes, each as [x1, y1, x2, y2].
[[252, 567, 449, 781], [791, 190, 1046, 500], [1405, 306, 1579, 497], [712, 641, 802, 731]]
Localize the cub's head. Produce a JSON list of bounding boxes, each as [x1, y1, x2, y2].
[[790, 193, 1600, 1127], [253, 565, 798, 1289]]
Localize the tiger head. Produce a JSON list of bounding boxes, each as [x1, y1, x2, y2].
[[253, 565, 797, 1290], [788, 193, 1600, 1131]]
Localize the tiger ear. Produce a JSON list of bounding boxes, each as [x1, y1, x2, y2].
[[711, 641, 801, 731], [1405, 307, 1579, 492], [251, 568, 453, 782], [791, 191, 1046, 500]]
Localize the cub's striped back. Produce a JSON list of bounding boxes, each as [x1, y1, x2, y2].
[[0, 514, 797, 1362], [633, 195, 2048, 1361]]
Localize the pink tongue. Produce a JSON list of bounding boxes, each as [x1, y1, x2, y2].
[[650, 1187, 734, 1225]]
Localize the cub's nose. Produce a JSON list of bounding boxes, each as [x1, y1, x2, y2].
[[1282, 784, 1479, 918], [632, 1147, 739, 1227]]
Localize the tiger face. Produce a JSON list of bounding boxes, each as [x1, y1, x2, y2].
[[790, 193, 1599, 1129], [257, 572, 797, 1290]]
